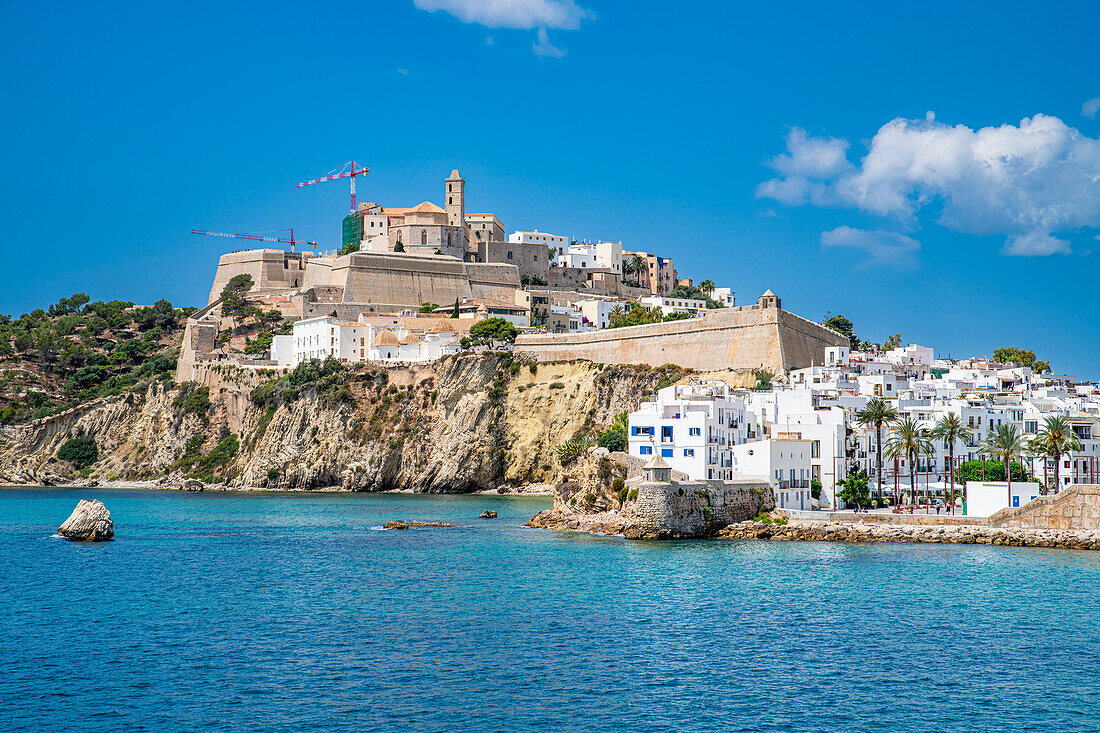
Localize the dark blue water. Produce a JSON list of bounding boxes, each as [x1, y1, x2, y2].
[[2, 487, 1099, 732]]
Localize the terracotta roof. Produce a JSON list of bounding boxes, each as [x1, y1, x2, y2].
[[398, 333, 421, 345], [372, 329, 401, 347]]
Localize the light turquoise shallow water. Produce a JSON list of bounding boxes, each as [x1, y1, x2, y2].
[[2, 486, 1099, 732]]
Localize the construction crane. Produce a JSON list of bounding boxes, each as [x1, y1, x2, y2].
[[191, 228, 317, 253], [297, 160, 370, 214]]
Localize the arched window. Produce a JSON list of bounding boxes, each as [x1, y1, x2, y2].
[[421, 229, 427, 247]]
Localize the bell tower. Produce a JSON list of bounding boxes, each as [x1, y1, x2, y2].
[[445, 169, 465, 228]]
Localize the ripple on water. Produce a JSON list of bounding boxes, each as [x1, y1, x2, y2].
[[1, 486, 1099, 732]]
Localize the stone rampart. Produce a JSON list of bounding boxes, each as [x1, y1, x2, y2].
[[987, 484, 1100, 530], [208, 249, 310, 304], [514, 303, 845, 373], [629, 479, 774, 539]]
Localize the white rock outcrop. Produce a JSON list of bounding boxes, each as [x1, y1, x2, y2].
[[58, 499, 115, 541]]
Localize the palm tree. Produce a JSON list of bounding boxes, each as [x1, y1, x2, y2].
[[856, 397, 899, 503], [886, 416, 933, 508], [982, 424, 1027, 509], [930, 412, 971, 512], [1029, 415, 1082, 494], [699, 279, 715, 295]]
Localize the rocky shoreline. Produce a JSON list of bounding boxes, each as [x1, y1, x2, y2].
[[720, 519, 1100, 551]]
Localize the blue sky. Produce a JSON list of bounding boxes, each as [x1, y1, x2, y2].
[[2, 0, 1099, 376]]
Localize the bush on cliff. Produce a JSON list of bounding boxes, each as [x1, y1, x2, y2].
[[0, 293, 189, 422], [58, 432, 98, 469], [555, 437, 590, 464]]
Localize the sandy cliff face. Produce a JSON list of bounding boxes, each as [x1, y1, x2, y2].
[[0, 354, 715, 491]]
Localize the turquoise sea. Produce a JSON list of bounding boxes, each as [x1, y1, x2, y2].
[[2, 487, 1099, 732]]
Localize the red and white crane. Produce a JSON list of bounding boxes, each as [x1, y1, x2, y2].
[[191, 228, 317, 253], [297, 160, 370, 214]]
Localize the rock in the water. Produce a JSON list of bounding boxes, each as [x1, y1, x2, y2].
[[179, 479, 204, 492], [384, 520, 452, 530], [58, 499, 114, 541], [479, 510, 498, 519]]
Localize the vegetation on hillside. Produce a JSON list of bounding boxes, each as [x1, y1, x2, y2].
[[0, 293, 194, 423]]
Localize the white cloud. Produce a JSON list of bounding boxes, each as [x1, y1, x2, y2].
[[758, 113, 1100, 255], [765, 128, 852, 179], [396, 68, 410, 76], [1084, 97, 1100, 118], [1002, 231, 1071, 256], [820, 226, 920, 269], [413, 0, 592, 30], [532, 27, 566, 57]]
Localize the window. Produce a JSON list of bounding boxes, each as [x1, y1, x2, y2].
[[689, 427, 701, 436], [421, 230, 427, 247], [684, 449, 694, 457], [811, 440, 821, 458], [639, 446, 652, 455], [661, 426, 673, 441], [661, 448, 674, 457], [507, 251, 513, 260]]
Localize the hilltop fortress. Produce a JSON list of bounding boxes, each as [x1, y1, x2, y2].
[[180, 169, 844, 379]]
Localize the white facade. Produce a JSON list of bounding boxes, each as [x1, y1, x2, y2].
[[628, 381, 751, 481], [964, 481, 1042, 517], [576, 299, 628, 329], [710, 287, 736, 307], [509, 230, 568, 250], [278, 316, 461, 368], [729, 439, 814, 510], [557, 240, 622, 274], [638, 295, 706, 317]]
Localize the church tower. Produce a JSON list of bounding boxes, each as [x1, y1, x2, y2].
[[445, 169, 465, 228]]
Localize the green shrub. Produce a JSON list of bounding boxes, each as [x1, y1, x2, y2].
[[626, 488, 638, 501], [555, 436, 590, 464], [528, 363, 538, 375], [174, 385, 211, 416], [267, 467, 280, 481], [549, 382, 565, 390], [703, 506, 713, 521], [58, 432, 98, 469]]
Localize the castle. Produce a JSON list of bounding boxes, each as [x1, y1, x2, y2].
[[179, 168, 845, 380]]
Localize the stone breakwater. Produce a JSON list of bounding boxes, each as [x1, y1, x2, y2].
[[719, 520, 1100, 551]]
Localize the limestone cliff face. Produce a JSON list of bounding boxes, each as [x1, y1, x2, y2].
[[0, 354, 692, 491]]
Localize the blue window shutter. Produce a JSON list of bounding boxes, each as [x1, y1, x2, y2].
[[661, 448, 673, 457]]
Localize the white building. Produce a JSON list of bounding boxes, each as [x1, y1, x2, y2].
[[509, 230, 569, 254], [729, 438, 814, 510], [277, 315, 464, 367], [575, 299, 629, 329], [628, 381, 751, 481], [558, 240, 623, 275], [638, 295, 706, 317], [709, 287, 736, 307]]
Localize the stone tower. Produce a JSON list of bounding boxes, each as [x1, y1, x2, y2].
[[758, 289, 781, 309], [445, 169, 465, 228]]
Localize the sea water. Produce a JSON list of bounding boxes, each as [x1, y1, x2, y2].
[[2, 487, 1099, 732]]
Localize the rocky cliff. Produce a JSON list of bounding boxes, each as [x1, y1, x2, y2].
[[0, 354, 723, 492]]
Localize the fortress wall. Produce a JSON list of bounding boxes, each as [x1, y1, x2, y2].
[[514, 304, 843, 372], [631, 479, 774, 538], [777, 309, 849, 370], [302, 258, 336, 290], [334, 252, 473, 306], [207, 250, 306, 304]]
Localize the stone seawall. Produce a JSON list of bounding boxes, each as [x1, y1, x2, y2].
[[720, 519, 1100, 551], [514, 303, 845, 373], [987, 484, 1100, 530]]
